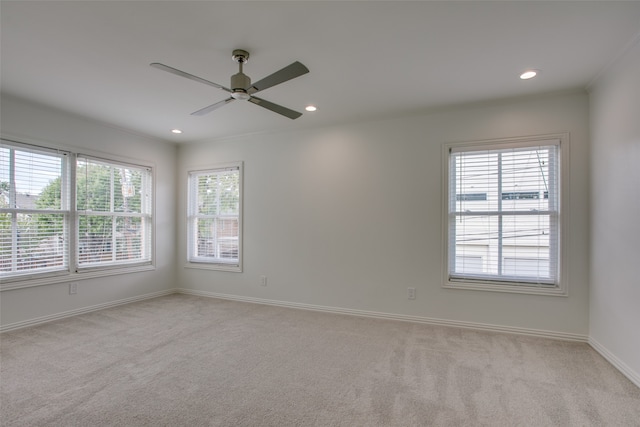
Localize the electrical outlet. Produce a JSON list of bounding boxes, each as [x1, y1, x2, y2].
[[260, 275, 267, 286], [407, 287, 416, 300], [69, 282, 78, 295]]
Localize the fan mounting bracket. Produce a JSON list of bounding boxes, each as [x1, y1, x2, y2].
[[232, 49, 250, 64]]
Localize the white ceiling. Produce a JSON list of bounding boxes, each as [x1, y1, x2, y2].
[[2, 1, 640, 143]]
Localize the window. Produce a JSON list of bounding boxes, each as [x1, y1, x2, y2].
[[1, 139, 153, 286], [1, 142, 70, 279], [443, 135, 567, 295], [187, 163, 242, 271], [76, 156, 152, 270]]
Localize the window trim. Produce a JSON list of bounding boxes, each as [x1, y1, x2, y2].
[[441, 133, 569, 296], [1, 138, 156, 291], [185, 162, 243, 273]]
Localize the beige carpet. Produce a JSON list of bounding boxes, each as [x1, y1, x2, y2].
[[1, 294, 639, 426]]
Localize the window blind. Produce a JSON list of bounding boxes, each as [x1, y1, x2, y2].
[[448, 142, 559, 285], [0, 140, 70, 278], [187, 167, 241, 266], [76, 156, 152, 269]]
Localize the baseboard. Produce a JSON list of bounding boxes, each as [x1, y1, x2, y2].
[[589, 337, 640, 389], [1, 286, 589, 342], [176, 288, 588, 342], [0, 289, 176, 333]]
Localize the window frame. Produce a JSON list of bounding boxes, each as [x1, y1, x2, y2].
[[186, 162, 243, 273], [1, 138, 155, 291], [442, 133, 569, 296]]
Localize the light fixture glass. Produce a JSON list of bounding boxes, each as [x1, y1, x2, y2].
[[171, 129, 183, 134], [305, 105, 317, 112], [520, 70, 539, 80]]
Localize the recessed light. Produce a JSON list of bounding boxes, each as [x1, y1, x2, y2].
[[520, 70, 539, 80], [171, 129, 183, 134], [305, 105, 317, 112]]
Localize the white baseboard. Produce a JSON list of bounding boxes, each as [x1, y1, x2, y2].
[[0, 289, 176, 333], [0, 287, 591, 343], [589, 337, 640, 389], [175, 288, 589, 342]]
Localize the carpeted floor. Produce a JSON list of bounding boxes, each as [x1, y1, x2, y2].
[[1, 294, 639, 426]]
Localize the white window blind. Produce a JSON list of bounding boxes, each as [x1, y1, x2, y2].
[[76, 156, 152, 270], [447, 140, 560, 287], [1, 140, 70, 278], [187, 165, 241, 268]]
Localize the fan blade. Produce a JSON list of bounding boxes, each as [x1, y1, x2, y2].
[[248, 96, 302, 119], [150, 63, 231, 93], [247, 61, 309, 94], [191, 97, 235, 116]]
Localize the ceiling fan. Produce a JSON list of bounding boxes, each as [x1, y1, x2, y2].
[[151, 49, 309, 119]]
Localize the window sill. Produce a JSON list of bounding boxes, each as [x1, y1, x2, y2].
[[184, 263, 242, 273], [443, 280, 567, 296], [0, 264, 156, 291]]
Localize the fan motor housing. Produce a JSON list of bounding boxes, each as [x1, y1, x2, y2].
[[231, 72, 251, 91]]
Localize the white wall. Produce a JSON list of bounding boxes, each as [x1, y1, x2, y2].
[[589, 37, 640, 384], [0, 95, 178, 327], [178, 91, 590, 337]]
